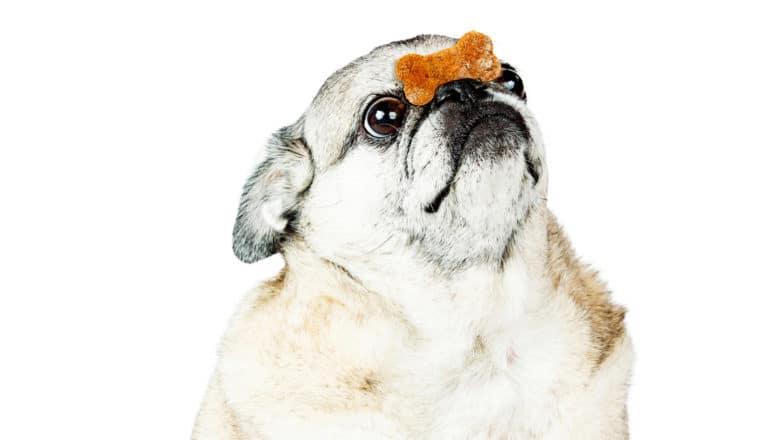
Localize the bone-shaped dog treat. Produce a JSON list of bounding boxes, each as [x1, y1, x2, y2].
[[396, 31, 502, 106]]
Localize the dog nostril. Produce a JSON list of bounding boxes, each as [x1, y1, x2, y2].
[[435, 87, 462, 106], [433, 79, 485, 106]]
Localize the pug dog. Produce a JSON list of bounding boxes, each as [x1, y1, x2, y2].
[[192, 34, 633, 440]]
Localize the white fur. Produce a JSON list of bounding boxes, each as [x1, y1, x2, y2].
[[194, 207, 632, 439]]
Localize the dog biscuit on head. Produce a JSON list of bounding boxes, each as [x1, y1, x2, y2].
[[396, 31, 502, 106]]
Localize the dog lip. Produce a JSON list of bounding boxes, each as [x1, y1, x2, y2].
[[459, 111, 527, 149], [465, 113, 523, 137], [436, 100, 528, 161], [424, 183, 451, 213]]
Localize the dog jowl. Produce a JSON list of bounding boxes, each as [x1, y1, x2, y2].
[[195, 32, 632, 440]]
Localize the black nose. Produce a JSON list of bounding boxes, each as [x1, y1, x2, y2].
[[433, 78, 486, 106]]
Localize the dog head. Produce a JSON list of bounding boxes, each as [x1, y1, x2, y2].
[[233, 35, 546, 273]]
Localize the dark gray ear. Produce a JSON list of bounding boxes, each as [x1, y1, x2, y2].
[[232, 123, 314, 263]]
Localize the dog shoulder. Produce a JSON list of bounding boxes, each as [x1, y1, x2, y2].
[[218, 267, 287, 348], [214, 262, 413, 435], [544, 211, 629, 368]]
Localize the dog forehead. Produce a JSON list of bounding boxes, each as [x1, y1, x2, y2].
[[303, 35, 457, 168], [337, 35, 459, 93]]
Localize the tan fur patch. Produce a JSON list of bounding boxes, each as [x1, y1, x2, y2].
[[303, 295, 346, 335], [545, 212, 626, 367], [343, 368, 381, 394], [253, 268, 286, 309]]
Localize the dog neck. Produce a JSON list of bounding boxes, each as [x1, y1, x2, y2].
[[281, 204, 552, 342]]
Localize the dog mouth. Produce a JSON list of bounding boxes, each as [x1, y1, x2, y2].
[[421, 108, 528, 214]]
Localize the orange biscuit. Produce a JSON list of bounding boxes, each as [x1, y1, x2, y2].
[[396, 31, 502, 106]]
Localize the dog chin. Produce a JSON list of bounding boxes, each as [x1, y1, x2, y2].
[[428, 121, 526, 212], [405, 107, 528, 215]]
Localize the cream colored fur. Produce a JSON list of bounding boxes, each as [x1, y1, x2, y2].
[[193, 206, 632, 439]]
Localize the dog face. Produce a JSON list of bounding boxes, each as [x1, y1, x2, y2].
[[233, 35, 546, 273]]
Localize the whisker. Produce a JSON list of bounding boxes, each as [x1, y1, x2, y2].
[[303, 199, 344, 209], [364, 233, 395, 254]]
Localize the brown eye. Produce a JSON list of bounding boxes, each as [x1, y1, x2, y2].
[[363, 96, 406, 138], [496, 67, 526, 100]]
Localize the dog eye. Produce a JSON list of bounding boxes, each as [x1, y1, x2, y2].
[[363, 96, 406, 138], [495, 67, 526, 100]]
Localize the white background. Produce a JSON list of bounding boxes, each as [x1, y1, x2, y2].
[[1, 1, 769, 438]]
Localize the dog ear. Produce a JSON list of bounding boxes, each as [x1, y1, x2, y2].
[[232, 123, 314, 263]]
